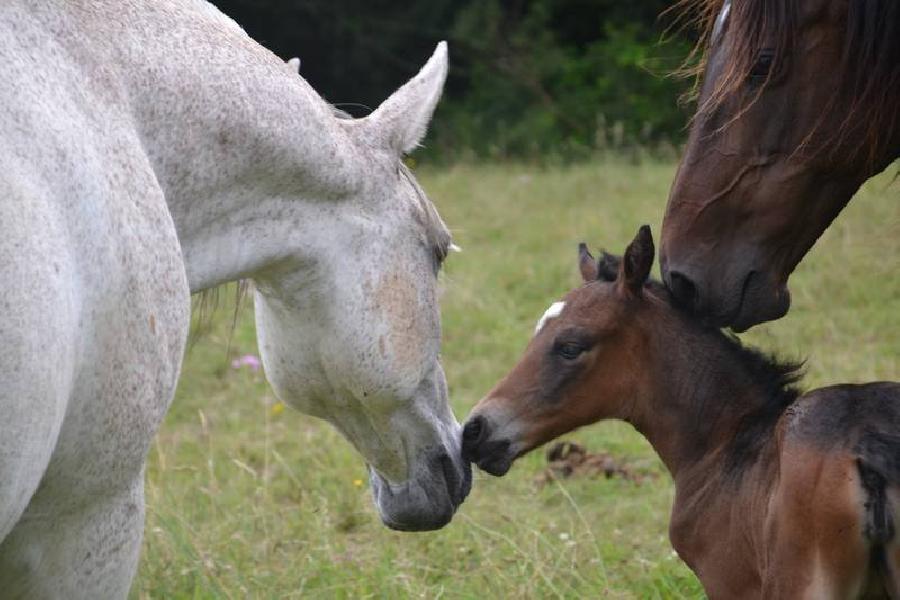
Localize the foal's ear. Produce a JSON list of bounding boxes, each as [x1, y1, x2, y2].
[[579, 244, 622, 282], [597, 251, 621, 282], [578, 243, 598, 282], [618, 225, 654, 296], [360, 42, 448, 155]]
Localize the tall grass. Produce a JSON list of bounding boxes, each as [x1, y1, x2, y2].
[[134, 159, 898, 598]]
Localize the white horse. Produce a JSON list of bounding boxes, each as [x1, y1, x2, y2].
[[0, 1, 470, 596]]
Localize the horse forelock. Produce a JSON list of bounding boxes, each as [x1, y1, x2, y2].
[[676, 0, 798, 115], [677, 0, 900, 164]]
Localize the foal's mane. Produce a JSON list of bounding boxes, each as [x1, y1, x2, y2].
[[671, 0, 900, 164], [646, 283, 804, 475], [708, 328, 804, 475]]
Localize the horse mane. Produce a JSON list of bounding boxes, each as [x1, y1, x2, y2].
[[712, 330, 804, 475], [645, 282, 804, 476], [399, 163, 454, 263], [672, 0, 900, 165]]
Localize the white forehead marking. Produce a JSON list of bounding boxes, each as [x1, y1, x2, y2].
[[534, 301, 566, 335], [712, 0, 731, 42]]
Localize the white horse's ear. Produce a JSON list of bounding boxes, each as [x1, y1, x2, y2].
[[362, 42, 447, 155], [286, 57, 301, 73]]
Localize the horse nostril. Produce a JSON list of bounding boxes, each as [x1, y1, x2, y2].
[[668, 271, 700, 312], [462, 416, 488, 461], [463, 416, 484, 443]]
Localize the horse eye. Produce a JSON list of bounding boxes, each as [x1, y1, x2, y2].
[[748, 49, 775, 85], [556, 342, 585, 360]]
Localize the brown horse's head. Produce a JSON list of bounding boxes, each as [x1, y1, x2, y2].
[[462, 226, 660, 475], [660, 0, 900, 331]]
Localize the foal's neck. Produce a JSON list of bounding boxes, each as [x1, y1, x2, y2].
[[633, 323, 791, 484], [93, 1, 363, 291]]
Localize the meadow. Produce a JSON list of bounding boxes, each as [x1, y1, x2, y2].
[[134, 159, 899, 598]]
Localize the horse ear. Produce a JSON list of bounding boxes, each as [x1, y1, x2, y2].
[[618, 225, 654, 296], [597, 251, 621, 282], [360, 42, 448, 155], [578, 243, 598, 282]]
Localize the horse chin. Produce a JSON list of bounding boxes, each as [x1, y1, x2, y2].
[[368, 455, 472, 532], [730, 274, 791, 332]]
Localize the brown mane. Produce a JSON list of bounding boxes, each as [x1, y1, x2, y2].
[[671, 0, 900, 165]]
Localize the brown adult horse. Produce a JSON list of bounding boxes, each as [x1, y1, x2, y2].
[[462, 227, 900, 598], [660, 0, 900, 331]]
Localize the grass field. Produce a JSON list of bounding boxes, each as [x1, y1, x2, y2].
[[134, 159, 899, 598]]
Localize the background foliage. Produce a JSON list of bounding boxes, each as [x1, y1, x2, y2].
[[212, 0, 694, 161]]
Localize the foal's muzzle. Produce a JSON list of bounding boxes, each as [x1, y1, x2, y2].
[[461, 415, 515, 476]]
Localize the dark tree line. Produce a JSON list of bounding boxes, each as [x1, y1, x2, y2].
[[213, 0, 695, 161]]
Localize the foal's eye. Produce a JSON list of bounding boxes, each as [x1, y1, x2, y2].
[[556, 342, 585, 360], [748, 48, 775, 86]]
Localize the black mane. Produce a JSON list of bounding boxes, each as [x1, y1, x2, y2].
[[648, 281, 804, 477], [714, 330, 804, 475]]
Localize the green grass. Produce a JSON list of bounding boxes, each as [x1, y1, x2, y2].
[[134, 159, 899, 598]]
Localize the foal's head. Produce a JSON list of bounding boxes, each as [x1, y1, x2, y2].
[[462, 226, 662, 476]]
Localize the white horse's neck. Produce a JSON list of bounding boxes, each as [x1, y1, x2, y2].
[[75, 0, 364, 291]]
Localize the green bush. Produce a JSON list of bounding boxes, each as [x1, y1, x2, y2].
[[428, 0, 693, 161]]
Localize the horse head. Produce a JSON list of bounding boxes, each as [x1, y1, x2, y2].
[[660, 0, 900, 331]]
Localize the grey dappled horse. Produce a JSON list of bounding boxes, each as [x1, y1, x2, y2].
[[0, 1, 469, 596]]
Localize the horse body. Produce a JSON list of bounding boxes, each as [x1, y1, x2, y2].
[[1, 1, 467, 596], [463, 227, 899, 598], [0, 5, 189, 595], [669, 382, 900, 599]]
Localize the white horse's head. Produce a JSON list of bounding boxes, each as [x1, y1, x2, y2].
[[253, 43, 470, 530]]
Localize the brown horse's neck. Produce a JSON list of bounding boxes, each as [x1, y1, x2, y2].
[[627, 315, 800, 483]]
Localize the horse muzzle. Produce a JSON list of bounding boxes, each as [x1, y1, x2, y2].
[[369, 448, 472, 531]]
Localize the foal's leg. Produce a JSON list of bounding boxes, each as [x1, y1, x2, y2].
[[882, 487, 899, 598], [764, 449, 872, 599]]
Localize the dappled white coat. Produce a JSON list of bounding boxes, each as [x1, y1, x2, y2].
[[0, 1, 468, 597]]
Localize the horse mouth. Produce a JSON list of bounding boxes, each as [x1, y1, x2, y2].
[[370, 450, 472, 531], [729, 271, 791, 332], [469, 440, 515, 477]]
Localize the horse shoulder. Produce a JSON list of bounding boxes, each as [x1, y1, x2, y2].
[[0, 8, 191, 502]]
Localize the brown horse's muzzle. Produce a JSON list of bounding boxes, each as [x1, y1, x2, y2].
[[661, 254, 791, 332]]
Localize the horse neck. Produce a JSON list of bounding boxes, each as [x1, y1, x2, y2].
[[630, 321, 784, 485], [81, 0, 365, 291]]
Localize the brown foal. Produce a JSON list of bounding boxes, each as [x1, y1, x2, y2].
[[462, 226, 900, 599]]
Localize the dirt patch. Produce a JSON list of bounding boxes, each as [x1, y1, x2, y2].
[[534, 441, 659, 487]]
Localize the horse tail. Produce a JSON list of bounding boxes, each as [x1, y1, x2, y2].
[[855, 429, 900, 593], [856, 430, 899, 543]]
